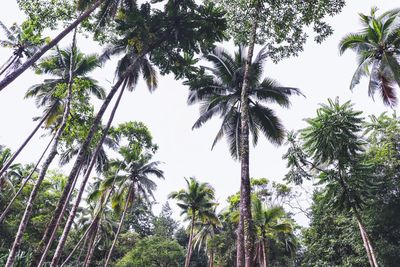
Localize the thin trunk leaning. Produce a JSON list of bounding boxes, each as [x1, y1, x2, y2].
[[0, 0, 102, 91], [0, 107, 52, 179], [184, 213, 196, 267], [50, 84, 127, 266], [354, 208, 378, 267], [0, 54, 19, 76], [239, 12, 259, 267], [104, 185, 135, 267], [4, 36, 75, 266], [83, 219, 100, 267], [262, 238, 267, 267], [0, 133, 55, 223]]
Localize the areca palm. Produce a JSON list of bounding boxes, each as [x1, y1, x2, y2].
[[103, 150, 164, 266], [252, 198, 295, 267], [187, 46, 300, 265], [339, 8, 400, 107], [169, 177, 218, 267]]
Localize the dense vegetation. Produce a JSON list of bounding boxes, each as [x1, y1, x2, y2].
[[0, 1, 400, 266]]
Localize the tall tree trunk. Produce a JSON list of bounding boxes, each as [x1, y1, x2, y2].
[[236, 198, 245, 267], [239, 11, 259, 267], [51, 84, 127, 267], [104, 185, 135, 267], [0, 133, 55, 223], [4, 33, 76, 266], [59, 215, 99, 267], [83, 220, 100, 267], [0, 107, 52, 179], [262, 239, 267, 267], [0, 54, 19, 76], [209, 250, 214, 267], [184, 214, 196, 267], [354, 208, 378, 267], [36, 164, 81, 267], [0, 0, 102, 91]]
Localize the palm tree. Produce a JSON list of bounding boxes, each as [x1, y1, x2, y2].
[[103, 150, 164, 266], [0, 147, 22, 196], [193, 209, 221, 267], [252, 197, 295, 267], [339, 7, 400, 107], [5, 32, 104, 267], [47, 47, 158, 267], [0, 21, 43, 76], [169, 177, 218, 267], [186, 46, 301, 266]]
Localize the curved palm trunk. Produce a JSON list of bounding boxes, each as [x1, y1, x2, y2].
[[0, 54, 19, 76], [0, 107, 52, 179], [354, 208, 378, 267], [239, 9, 259, 267], [50, 84, 127, 267], [0, 133, 55, 224], [0, 0, 102, 91], [4, 39, 75, 266], [104, 185, 135, 267], [184, 214, 196, 267]]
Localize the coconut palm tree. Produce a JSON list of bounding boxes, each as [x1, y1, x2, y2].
[[339, 7, 400, 107], [169, 177, 218, 267], [103, 150, 164, 266], [47, 48, 158, 267], [186, 45, 301, 266], [0, 21, 43, 76], [0, 147, 22, 196], [5, 33, 105, 267], [193, 209, 221, 267], [252, 198, 295, 267]]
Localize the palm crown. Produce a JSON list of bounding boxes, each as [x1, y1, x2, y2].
[[186, 46, 301, 159], [339, 8, 400, 106]]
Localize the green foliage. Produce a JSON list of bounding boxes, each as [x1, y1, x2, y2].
[[339, 8, 400, 107], [115, 236, 185, 267], [216, 0, 345, 62], [186, 46, 301, 159]]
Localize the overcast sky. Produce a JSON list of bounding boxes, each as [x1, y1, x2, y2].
[[0, 1, 397, 226]]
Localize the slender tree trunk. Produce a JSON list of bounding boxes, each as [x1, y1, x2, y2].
[[0, 108, 52, 179], [184, 214, 196, 267], [209, 251, 214, 267], [4, 36, 75, 266], [83, 220, 100, 267], [236, 198, 245, 267], [0, 133, 55, 224], [0, 0, 102, 91], [36, 164, 81, 267], [104, 185, 134, 267], [60, 215, 99, 267], [51, 84, 127, 267], [354, 208, 378, 267], [0, 54, 19, 76], [239, 10, 259, 267], [262, 239, 267, 267]]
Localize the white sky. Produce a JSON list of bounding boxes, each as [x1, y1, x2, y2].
[[0, 1, 397, 226]]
